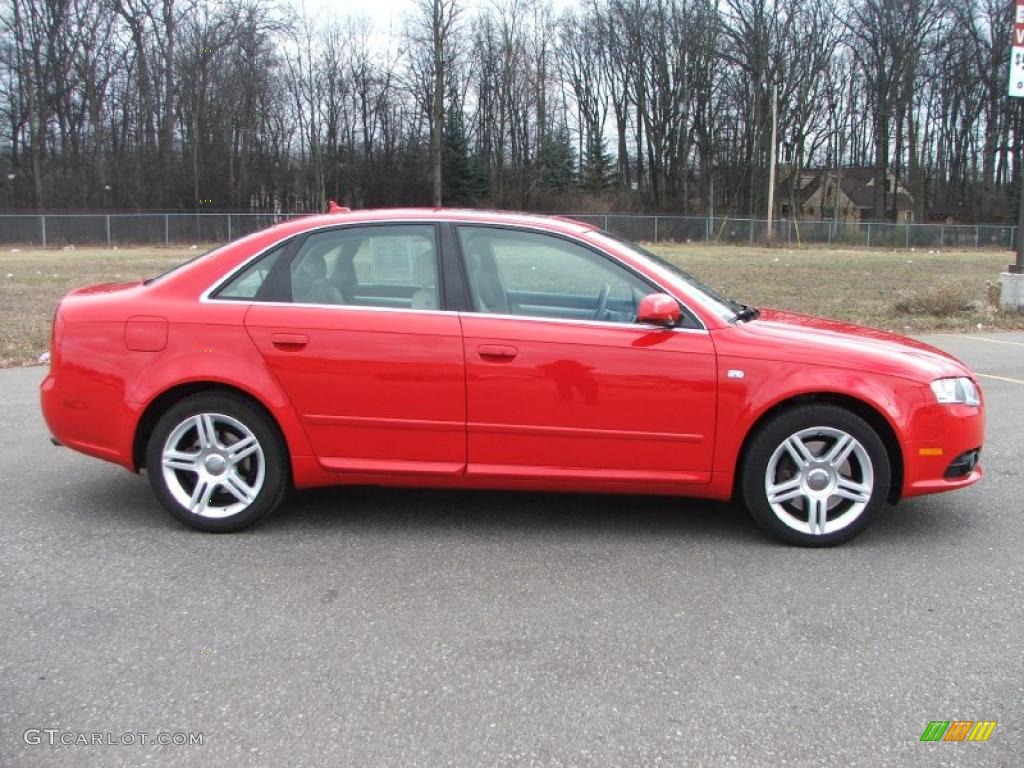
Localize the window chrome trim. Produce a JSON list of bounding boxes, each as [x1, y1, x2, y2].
[[198, 217, 711, 331], [202, 295, 708, 333], [203, 297, 459, 317], [458, 310, 710, 334]]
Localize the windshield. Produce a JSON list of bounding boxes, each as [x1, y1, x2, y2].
[[590, 230, 745, 321]]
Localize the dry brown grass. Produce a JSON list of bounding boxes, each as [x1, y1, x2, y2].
[[0, 245, 201, 367], [649, 244, 1023, 334], [891, 277, 971, 317], [1, 242, 1022, 367]]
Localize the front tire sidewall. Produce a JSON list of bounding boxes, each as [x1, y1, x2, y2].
[[742, 405, 891, 547], [146, 393, 288, 532]]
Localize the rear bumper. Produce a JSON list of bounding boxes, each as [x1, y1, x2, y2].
[[40, 373, 137, 471]]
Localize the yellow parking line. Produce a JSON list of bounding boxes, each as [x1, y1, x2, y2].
[[976, 373, 1024, 385], [953, 335, 1024, 348]]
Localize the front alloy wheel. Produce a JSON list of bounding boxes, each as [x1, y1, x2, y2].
[[146, 393, 288, 531], [742, 405, 890, 546]]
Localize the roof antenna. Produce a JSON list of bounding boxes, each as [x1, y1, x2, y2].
[[327, 200, 350, 214]]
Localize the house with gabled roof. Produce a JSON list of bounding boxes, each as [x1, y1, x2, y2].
[[777, 167, 915, 223]]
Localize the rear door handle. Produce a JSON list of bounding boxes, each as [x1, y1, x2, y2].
[[477, 344, 518, 361], [271, 333, 309, 350]]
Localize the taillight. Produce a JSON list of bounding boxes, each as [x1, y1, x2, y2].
[[51, 302, 64, 362]]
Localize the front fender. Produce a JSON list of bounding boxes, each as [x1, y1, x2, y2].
[[712, 354, 925, 487]]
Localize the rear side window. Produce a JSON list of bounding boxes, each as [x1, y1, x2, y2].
[[215, 242, 289, 300], [287, 225, 440, 310]]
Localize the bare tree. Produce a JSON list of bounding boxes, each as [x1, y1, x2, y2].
[[0, 0, 1019, 220], [407, 0, 460, 206]]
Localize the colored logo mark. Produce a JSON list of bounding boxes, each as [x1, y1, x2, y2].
[[920, 720, 997, 742]]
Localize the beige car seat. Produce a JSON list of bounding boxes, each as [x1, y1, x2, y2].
[[292, 252, 344, 305], [410, 250, 439, 310]]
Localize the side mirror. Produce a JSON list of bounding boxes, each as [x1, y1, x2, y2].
[[636, 293, 682, 327]]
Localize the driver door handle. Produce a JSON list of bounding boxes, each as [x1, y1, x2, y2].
[[477, 344, 518, 362], [271, 333, 309, 350]]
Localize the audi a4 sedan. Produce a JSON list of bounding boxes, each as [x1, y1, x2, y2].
[[40, 209, 984, 545]]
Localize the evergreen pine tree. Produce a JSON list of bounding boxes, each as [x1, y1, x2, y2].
[[537, 131, 577, 192], [442, 110, 488, 205], [582, 131, 615, 193]]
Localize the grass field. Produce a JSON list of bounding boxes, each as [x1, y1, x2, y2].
[[1, 243, 1022, 367]]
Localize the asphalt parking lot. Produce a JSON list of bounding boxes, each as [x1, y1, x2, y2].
[[1, 332, 1022, 767]]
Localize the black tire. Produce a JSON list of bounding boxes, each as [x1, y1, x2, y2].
[[740, 404, 891, 547], [145, 392, 289, 532]]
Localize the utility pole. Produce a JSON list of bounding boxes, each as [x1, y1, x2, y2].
[[1014, 181, 1024, 274], [709, 172, 714, 234], [708, 130, 715, 240], [766, 79, 779, 247], [429, 0, 448, 208]]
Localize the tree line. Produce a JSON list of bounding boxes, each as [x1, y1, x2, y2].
[[1, 0, 1021, 221]]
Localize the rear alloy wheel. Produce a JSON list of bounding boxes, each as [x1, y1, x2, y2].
[[741, 405, 891, 546], [146, 393, 288, 532]]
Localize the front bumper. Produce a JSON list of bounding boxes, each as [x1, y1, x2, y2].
[[902, 402, 984, 498]]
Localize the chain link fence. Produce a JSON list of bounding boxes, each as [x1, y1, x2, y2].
[[0, 212, 313, 247], [0, 211, 1016, 250], [564, 214, 1017, 250]]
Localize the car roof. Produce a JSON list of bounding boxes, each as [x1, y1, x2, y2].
[[263, 208, 598, 239]]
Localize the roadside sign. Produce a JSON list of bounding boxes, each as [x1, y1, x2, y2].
[[1014, 0, 1024, 273], [1010, 0, 1024, 97]]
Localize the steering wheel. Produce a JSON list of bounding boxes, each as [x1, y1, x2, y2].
[[592, 283, 611, 320]]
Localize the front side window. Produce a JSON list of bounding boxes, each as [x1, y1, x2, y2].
[[287, 225, 439, 310], [457, 226, 655, 323], [590, 230, 738, 322]]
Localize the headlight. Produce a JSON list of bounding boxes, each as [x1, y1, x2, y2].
[[930, 377, 980, 406]]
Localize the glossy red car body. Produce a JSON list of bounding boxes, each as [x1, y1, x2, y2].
[[41, 208, 983, 508]]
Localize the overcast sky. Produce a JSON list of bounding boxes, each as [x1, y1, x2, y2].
[[296, 0, 573, 37], [305, 0, 410, 33]]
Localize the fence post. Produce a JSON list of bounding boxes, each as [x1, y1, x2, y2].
[[905, 224, 909, 249], [603, 215, 609, 231], [41, 215, 46, 248], [866, 222, 871, 248], [653, 216, 658, 243], [106, 214, 111, 248], [940, 224, 944, 247], [974, 225, 980, 249], [828, 221, 833, 246], [164, 214, 169, 245], [227, 214, 232, 242], [749, 219, 754, 244], [787, 220, 791, 247], [706, 216, 711, 243]]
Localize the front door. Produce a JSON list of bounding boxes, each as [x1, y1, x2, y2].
[[455, 225, 717, 486]]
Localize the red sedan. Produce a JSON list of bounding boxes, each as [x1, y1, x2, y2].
[[40, 209, 984, 545]]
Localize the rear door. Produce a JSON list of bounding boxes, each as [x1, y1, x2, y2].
[[226, 223, 466, 477]]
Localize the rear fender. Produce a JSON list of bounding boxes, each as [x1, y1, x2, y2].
[[127, 321, 317, 466]]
